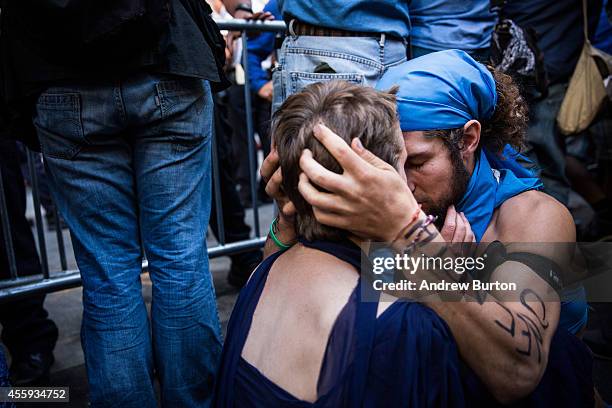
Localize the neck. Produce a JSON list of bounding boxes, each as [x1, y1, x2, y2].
[[464, 150, 478, 179]]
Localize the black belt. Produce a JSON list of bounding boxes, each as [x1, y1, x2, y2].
[[289, 19, 388, 38]]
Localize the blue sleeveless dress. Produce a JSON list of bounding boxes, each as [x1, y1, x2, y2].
[[213, 237, 594, 407], [213, 238, 467, 407]]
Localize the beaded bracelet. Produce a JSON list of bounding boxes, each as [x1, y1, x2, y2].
[[411, 214, 437, 244], [403, 214, 438, 255]]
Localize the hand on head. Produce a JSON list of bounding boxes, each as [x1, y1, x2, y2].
[[294, 123, 418, 242], [262, 123, 414, 242], [260, 145, 296, 223]]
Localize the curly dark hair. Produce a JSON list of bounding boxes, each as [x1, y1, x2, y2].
[[425, 66, 529, 155]]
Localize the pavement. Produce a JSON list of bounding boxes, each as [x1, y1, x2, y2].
[[2, 194, 612, 406]]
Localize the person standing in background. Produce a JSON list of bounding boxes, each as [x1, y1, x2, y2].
[[247, 0, 281, 104], [272, 0, 411, 112], [409, 0, 496, 62], [0, 138, 58, 387], [0, 0, 258, 406], [503, 0, 603, 206]]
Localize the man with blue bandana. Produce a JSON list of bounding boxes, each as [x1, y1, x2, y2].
[[272, 0, 410, 112], [261, 50, 592, 403]]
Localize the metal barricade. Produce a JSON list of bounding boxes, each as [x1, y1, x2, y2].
[[0, 19, 287, 303]]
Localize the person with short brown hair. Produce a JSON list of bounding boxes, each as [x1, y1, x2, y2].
[[213, 80, 467, 408], [273, 80, 403, 241]]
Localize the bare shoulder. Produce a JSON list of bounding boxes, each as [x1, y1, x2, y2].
[[495, 190, 575, 242], [269, 245, 359, 316]]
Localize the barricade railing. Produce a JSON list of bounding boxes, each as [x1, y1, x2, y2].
[[0, 19, 287, 303]]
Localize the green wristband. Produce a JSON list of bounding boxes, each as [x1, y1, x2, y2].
[[270, 217, 293, 250]]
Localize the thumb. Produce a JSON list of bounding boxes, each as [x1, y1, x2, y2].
[[351, 138, 391, 170]]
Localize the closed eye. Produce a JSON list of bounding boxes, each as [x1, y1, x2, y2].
[[407, 161, 426, 170]]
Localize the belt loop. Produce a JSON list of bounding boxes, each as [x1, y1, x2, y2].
[[379, 33, 386, 48], [288, 19, 297, 38]]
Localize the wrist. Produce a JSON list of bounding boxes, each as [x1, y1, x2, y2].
[[389, 205, 424, 244], [390, 211, 443, 253], [379, 195, 421, 242], [270, 216, 296, 250]]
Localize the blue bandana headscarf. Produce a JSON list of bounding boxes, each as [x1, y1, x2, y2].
[[377, 49, 497, 132], [376, 49, 541, 241], [376, 50, 588, 335]]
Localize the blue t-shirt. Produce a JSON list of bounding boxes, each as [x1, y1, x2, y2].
[[277, 0, 411, 39], [247, 0, 282, 92], [410, 0, 495, 52]]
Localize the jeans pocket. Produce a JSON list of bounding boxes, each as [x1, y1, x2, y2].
[[288, 71, 365, 95], [155, 78, 212, 148], [34, 93, 86, 160]]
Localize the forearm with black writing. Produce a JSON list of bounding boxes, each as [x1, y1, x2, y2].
[[389, 216, 559, 403], [428, 293, 559, 403]]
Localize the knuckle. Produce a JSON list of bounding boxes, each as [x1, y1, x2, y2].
[[354, 168, 368, 182], [265, 184, 273, 196], [311, 173, 325, 186], [335, 146, 348, 161]]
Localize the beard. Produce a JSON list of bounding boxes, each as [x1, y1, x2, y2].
[[423, 147, 471, 229]]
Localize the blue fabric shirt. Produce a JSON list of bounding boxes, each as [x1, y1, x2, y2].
[[247, 0, 282, 93], [409, 0, 496, 52], [277, 0, 411, 39]]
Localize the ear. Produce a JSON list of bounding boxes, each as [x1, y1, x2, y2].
[[461, 120, 481, 157]]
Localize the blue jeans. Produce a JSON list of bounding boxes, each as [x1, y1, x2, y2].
[[272, 31, 408, 111], [33, 73, 222, 407]]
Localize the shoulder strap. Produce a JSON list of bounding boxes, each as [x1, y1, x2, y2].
[[583, 0, 589, 42], [213, 251, 283, 407]]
